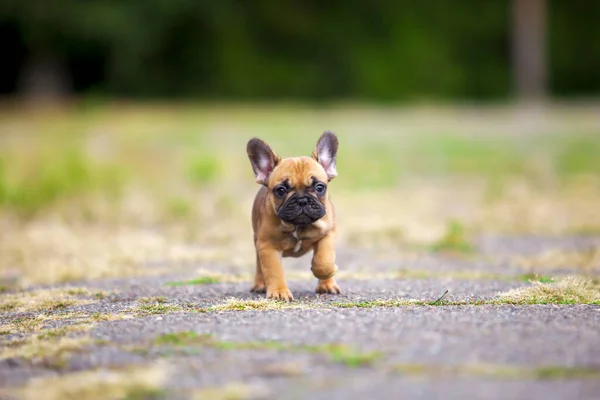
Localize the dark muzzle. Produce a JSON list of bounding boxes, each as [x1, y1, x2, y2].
[[277, 195, 326, 226]]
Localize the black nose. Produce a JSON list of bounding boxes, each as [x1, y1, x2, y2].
[[297, 196, 309, 206]]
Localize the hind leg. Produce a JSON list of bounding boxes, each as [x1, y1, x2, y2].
[[250, 253, 266, 293]]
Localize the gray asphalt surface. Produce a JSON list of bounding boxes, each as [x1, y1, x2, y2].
[[1, 235, 600, 400]]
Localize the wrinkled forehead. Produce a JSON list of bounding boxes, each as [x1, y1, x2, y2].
[[269, 157, 327, 188]]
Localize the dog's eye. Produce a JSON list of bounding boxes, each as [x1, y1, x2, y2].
[[314, 183, 326, 195], [274, 185, 287, 198]]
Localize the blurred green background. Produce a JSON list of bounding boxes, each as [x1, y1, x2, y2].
[[1, 0, 599, 101]]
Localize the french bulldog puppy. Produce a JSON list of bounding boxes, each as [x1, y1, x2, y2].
[[246, 132, 340, 301]]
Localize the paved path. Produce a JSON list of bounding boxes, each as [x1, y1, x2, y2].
[[1, 236, 600, 400]]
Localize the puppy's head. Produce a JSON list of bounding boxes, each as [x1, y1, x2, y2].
[[247, 131, 338, 226]]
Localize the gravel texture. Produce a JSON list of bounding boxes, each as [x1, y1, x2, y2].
[[1, 236, 600, 400]]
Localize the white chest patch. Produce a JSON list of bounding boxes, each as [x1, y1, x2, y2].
[[292, 229, 302, 252]]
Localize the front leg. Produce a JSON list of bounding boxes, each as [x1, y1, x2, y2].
[[311, 233, 341, 294], [257, 244, 293, 301]]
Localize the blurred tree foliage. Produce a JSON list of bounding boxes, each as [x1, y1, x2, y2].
[[0, 0, 599, 101]]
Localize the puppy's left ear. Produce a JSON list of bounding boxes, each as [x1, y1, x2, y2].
[[312, 131, 338, 181]]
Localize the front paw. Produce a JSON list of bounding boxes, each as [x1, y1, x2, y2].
[[266, 287, 294, 302], [316, 278, 341, 294]]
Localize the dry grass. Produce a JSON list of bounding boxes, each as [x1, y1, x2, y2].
[[1, 321, 95, 360], [209, 297, 312, 312], [0, 224, 223, 288], [498, 276, 600, 305], [3, 181, 598, 291], [333, 299, 434, 308], [334, 277, 600, 307], [191, 382, 270, 400], [33, 324, 95, 341], [1, 335, 93, 365], [129, 296, 202, 315], [0, 311, 135, 368], [471, 178, 600, 237], [0, 312, 128, 336], [2, 103, 600, 288], [337, 178, 600, 247], [87, 312, 131, 322], [258, 362, 306, 377], [513, 247, 600, 274], [203, 277, 600, 311], [0, 315, 47, 335], [0, 288, 104, 313], [12, 362, 169, 400], [131, 302, 183, 316], [1, 316, 54, 336]]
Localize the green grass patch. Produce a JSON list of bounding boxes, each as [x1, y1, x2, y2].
[[153, 331, 212, 346], [332, 132, 600, 190], [165, 197, 193, 219], [429, 220, 474, 254], [130, 297, 207, 315], [133, 297, 188, 315], [534, 366, 600, 380], [151, 331, 381, 368], [0, 149, 125, 218], [335, 134, 534, 189], [554, 136, 600, 177], [325, 344, 382, 368], [408, 136, 528, 177], [135, 303, 183, 315], [186, 154, 221, 185], [519, 273, 555, 284], [393, 363, 600, 380], [337, 144, 401, 189], [165, 276, 222, 287]]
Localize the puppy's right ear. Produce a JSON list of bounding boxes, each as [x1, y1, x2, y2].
[[247, 138, 281, 185]]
